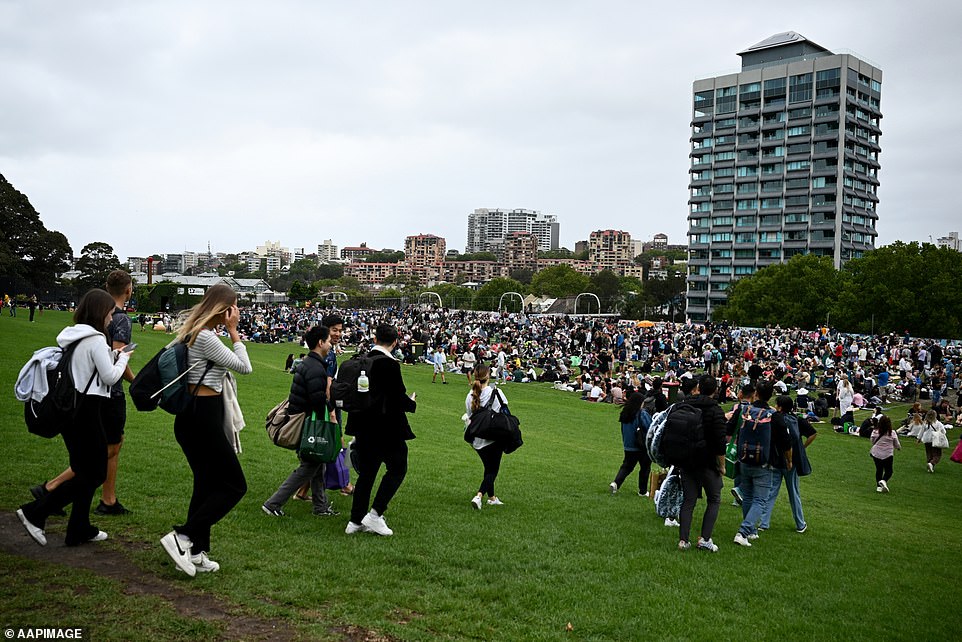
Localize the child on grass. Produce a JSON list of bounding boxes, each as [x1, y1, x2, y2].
[[869, 415, 900, 493], [919, 409, 950, 473]]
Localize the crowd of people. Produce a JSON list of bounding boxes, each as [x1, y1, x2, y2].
[[13, 292, 962, 571]]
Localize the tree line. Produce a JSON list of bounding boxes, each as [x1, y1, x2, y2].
[[713, 243, 962, 339]]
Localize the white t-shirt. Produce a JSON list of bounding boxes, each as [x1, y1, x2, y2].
[[465, 385, 505, 449]]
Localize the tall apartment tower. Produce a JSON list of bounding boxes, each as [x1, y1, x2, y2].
[[685, 32, 882, 322], [466, 208, 560, 256]]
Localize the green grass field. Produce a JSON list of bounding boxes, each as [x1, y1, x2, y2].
[[1, 312, 960, 641]]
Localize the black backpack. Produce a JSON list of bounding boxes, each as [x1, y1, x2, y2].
[[24, 340, 97, 438], [130, 341, 213, 415], [658, 401, 705, 467], [633, 410, 654, 450], [331, 351, 389, 413]]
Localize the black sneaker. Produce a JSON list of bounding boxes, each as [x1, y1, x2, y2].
[[94, 500, 131, 516], [29, 483, 47, 502], [30, 482, 66, 517], [313, 506, 340, 517]]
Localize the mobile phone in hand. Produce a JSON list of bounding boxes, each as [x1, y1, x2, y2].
[[121, 343, 137, 353]]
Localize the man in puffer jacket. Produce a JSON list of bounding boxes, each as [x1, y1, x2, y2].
[[262, 326, 338, 517]]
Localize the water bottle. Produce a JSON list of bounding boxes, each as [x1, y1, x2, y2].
[[357, 370, 369, 393]]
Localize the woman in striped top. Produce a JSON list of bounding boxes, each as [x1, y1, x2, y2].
[[160, 284, 252, 578]]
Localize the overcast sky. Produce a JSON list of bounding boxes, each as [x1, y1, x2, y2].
[[2, 0, 959, 261]]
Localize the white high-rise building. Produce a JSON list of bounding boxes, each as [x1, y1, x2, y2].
[[466, 208, 560, 255], [936, 232, 960, 252], [317, 239, 338, 262]]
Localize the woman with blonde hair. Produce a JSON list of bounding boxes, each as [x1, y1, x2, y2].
[[160, 284, 252, 577], [464, 364, 507, 510]]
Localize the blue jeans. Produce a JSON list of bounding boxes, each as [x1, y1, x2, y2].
[[738, 464, 772, 537], [759, 467, 805, 531]]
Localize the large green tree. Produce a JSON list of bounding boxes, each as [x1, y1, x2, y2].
[[422, 282, 476, 309], [832, 241, 962, 338], [317, 263, 344, 280], [714, 254, 838, 328], [288, 280, 318, 302], [0, 173, 73, 288], [472, 277, 525, 311], [588, 270, 622, 311], [75, 241, 122, 294], [529, 264, 590, 298]]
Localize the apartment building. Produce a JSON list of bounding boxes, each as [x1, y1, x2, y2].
[[687, 32, 881, 321]]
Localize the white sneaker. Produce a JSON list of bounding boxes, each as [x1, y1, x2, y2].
[[191, 552, 220, 573], [748, 532, 760, 541], [664, 518, 680, 527], [160, 531, 196, 577], [471, 496, 482, 510], [876, 485, 883, 493], [486, 498, 504, 506], [345, 521, 368, 535], [609, 482, 618, 494], [879, 480, 889, 493], [361, 511, 393, 536], [89, 530, 108, 542], [697, 538, 719, 552], [927, 462, 934, 473], [16, 509, 46, 546], [733, 532, 752, 547]]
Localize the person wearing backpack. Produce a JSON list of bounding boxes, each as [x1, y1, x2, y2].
[[609, 392, 652, 496], [33, 271, 137, 517], [676, 375, 728, 553], [465, 364, 509, 509], [17, 289, 133, 548], [262, 325, 339, 518], [725, 383, 755, 506], [344, 324, 417, 537], [758, 396, 816, 534], [159, 284, 252, 577], [730, 380, 792, 548]]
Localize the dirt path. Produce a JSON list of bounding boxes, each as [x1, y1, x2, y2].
[[0, 512, 388, 641]]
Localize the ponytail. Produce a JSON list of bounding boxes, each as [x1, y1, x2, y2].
[[471, 364, 491, 412]]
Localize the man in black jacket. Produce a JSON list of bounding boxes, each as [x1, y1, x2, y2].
[[345, 324, 417, 536], [677, 375, 728, 552], [262, 326, 338, 517]]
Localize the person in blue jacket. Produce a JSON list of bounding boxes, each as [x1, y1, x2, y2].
[[609, 393, 652, 496]]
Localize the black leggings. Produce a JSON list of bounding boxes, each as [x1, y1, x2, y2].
[[872, 455, 894, 483], [22, 395, 106, 545], [613, 450, 652, 494], [476, 443, 504, 497], [173, 396, 247, 554]]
